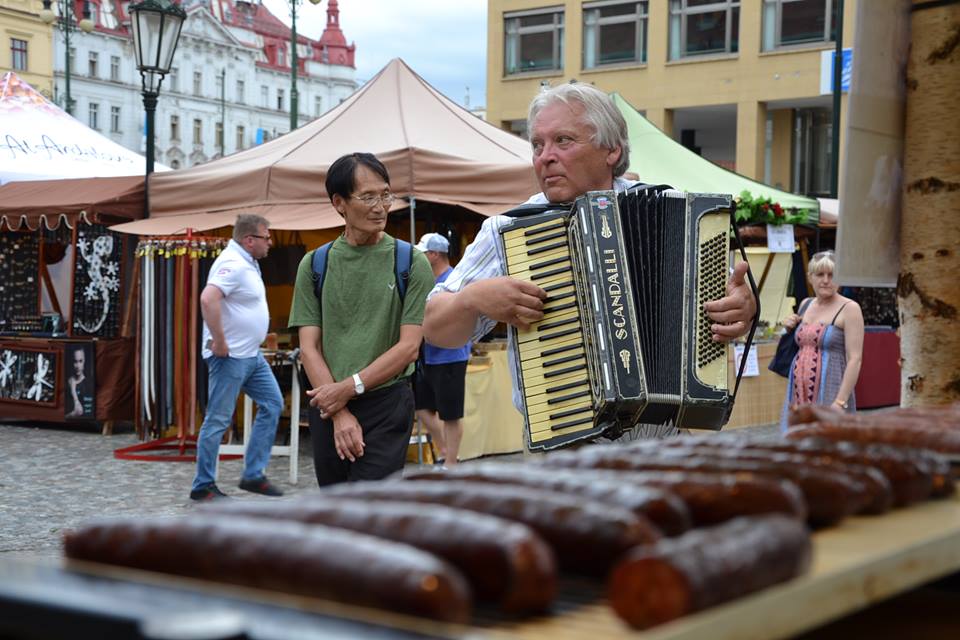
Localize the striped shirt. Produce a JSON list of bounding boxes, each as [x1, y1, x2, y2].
[[429, 178, 635, 411]]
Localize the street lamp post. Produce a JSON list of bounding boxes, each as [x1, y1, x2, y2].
[[128, 0, 186, 178], [40, 0, 95, 116], [290, 0, 323, 131], [289, 0, 301, 131]]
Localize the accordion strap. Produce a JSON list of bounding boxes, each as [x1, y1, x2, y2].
[[730, 216, 762, 402]]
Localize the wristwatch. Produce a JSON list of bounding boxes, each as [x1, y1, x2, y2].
[[352, 373, 365, 396]]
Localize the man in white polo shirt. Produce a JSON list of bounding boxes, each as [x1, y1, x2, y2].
[[190, 213, 284, 501]]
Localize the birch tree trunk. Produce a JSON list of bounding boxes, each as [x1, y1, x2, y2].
[[898, 1, 960, 406]]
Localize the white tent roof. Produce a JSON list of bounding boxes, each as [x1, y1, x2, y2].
[[0, 72, 166, 185]]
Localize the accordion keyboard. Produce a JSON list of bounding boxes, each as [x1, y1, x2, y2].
[[502, 216, 597, 446]]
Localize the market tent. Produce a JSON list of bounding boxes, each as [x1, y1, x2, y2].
[[0, 72, 164, 186], [0, 175, 145, 230], [114, 58, 539, 234], [613, 94, 820, 222]]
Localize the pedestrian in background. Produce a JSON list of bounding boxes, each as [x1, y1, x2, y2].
[[780, 250, 864, 430], [289, 153, 434, 486], [413, 233, 470, 467], [190, 214, 284, 501]]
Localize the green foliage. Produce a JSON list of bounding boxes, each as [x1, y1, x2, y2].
[[734, 190, 810, 226]]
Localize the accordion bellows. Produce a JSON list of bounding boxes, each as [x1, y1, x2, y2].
[[500, 187, 745, 451]]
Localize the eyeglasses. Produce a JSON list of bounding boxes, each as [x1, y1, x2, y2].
[[247, 234, 271, 241], [351, 192, 395, 208], [812, 250, 835, 260]]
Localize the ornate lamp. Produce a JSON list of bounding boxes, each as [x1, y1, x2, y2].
[[128, 0, 187, 176]]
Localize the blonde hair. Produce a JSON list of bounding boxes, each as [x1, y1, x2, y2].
[[808, 250, 835, 276]]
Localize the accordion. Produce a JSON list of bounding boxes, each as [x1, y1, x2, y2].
[[499, 186, 758, 451]]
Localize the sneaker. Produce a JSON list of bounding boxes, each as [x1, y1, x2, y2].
[[238, 477, 284, 497], [190, 484, 230, 501]]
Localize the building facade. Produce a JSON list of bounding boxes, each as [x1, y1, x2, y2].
[[0, 0, 54, 97], [487, 0, 857, 197], [45, 0, 356, 169]]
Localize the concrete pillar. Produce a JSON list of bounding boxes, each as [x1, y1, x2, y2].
[[769, 109, 794, 191], [736, 100, 767, 180]]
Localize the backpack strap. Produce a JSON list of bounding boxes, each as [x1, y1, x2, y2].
[[395, 239, 412, 304], [313, 238, 412, 307], [311, 241, 335, 306]]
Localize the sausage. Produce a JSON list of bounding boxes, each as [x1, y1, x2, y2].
[[450, 456, 807, 535], [877, 444, 956, 498], [789, 404, 960, 431], [63, 514, 472, 623], [401, 463, 693, 536], [565, 469, 808, 526], [201, 497, 556, 614], [633, 443, 895, 515], [608, 515, 812, 630], [787, 421, 960, 456], [540, 445, 865, 527], [322, 480, 660, 576], [668, 434, 938, 507]]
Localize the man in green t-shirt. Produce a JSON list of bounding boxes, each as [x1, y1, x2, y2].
[[288, 153, 433, 486]]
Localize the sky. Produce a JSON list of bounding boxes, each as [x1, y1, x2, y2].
[[261, 0, 488, 109]]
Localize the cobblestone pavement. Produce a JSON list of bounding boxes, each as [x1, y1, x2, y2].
[[0, 420, 779, 561], [0, 422, 321, 561]]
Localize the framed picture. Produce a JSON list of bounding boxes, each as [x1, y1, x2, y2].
[[63, 342, 96, 420], [0, 346, 60, 406]]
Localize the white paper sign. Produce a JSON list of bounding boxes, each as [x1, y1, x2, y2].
[[766, 224, 795, 253], [734, 344, 760, 377]]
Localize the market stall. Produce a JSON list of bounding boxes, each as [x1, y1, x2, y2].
[[108, 58, 539, 453], [0, 176, 146, 428]]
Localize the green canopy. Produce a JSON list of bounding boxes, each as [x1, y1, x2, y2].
[[613, 93, 820, 223]]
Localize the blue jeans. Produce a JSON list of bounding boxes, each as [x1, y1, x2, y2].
[[191, 353, 283, 491]]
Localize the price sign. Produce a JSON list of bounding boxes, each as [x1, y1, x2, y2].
[[734, 343, 760, 377], [766, 224, 795, 253]]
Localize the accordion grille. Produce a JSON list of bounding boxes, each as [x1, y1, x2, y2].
[[695, 227, 729, 372]]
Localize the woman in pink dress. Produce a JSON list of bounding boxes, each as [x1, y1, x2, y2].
[[780, 251, 865, 431]]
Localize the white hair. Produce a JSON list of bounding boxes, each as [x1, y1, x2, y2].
[[527, 82, 631, 177]]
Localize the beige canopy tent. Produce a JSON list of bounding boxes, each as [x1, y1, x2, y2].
[[113, 58, 539, 235]]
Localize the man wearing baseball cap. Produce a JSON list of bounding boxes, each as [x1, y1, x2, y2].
[[413, 232, 470, 466]]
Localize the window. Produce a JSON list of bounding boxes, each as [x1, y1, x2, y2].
[[68, 47, 76, 72], [88, 51, 98, 77], [668, 0, 740, 60], [236, 125, 245, 150], [193, 71, 202, 96], [110, 55, 120, 81], [277, 88, 284, 111], [583, 1, 648, 68], [793, 107, 832, 196], [236, 79, 245, 103], [215, 72, 224, 98], [314, 95, 323, 116], [215, 121, 224, 152], [10, 39, 27, 71], [88, 102, 100, 129], [169, 67, 179, 92], [762, 0, 837, 51], [261, 85, 269, 108], [110, 106, 121, 132], [101, 0, 118, 29], [193, 118, 202, 145], [170, 114, 180, 140], [504, 8, 564, 75]]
